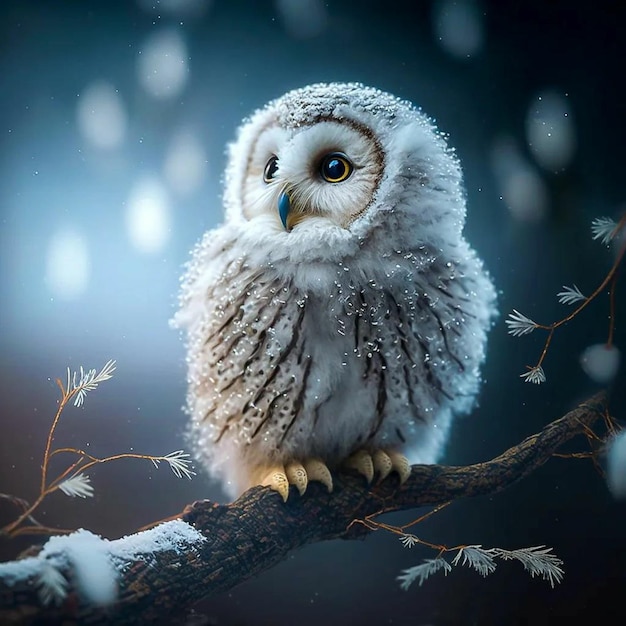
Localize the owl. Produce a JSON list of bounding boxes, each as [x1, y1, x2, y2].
[[174, 83, 497, 502]]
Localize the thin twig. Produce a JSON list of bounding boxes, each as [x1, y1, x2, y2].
[[520, 213, 626, 374]]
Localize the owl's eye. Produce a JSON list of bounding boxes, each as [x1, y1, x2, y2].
[[263, 156, 279, 183], [320, 152, 353, 183]]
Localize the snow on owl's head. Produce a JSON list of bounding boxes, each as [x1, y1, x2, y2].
[[223, 82, 468, 263]]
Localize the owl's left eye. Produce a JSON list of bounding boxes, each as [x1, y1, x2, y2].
[[320, 152, 353, 183], [263, 156, 279, 183]]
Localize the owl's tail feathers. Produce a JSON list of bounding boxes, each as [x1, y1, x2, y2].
[[256, 458, 333, 502]]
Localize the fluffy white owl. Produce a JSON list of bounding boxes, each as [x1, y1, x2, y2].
[[174, 82, 497, 501]]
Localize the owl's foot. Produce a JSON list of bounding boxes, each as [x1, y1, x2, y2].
[[260, 458, 333, 502], [344, 449, 411, 485]]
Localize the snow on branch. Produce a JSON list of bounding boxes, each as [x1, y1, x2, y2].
[[0, 392, 610, 625], [0, 521, 206, 609]]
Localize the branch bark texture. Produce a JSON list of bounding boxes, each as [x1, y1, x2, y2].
[[0, 392, 607, 625]]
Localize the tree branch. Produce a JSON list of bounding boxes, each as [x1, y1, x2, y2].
[[0, 392, 609, 625]]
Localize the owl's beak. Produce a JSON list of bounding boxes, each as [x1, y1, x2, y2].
[[278, 190, 291, 230], [279, 188, 308, 231]]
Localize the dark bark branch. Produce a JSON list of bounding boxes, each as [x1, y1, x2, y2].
[[0, 392, 608, 625]]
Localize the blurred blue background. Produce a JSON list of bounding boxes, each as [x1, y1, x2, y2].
[[1, 1, 625, 624]]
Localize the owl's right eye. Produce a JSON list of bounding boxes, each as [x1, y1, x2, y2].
[[263, 156, 279, 183]]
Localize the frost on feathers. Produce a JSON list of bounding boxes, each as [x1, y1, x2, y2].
[[0, 520, 206, 607], [175, 82, 498, 499]]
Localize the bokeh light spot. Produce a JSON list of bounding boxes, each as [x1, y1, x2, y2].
[[136, 0, 211, 17], [45, 229, 91, 300], [275, 0, 328, 39], [433, 0, 484, 59], [126, 177, 171, 254], [490, 136, 548, 222], [526, 91, 576, 172], [163, 129, 208, 196], [579, 343, 620, 384], [137, 30, 189, 100], [607, 431, 626, 499], [76, 81, 127, 150]]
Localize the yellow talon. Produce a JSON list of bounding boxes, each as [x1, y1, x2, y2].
[[303, 458, 333, 492], [373, 450, 393, 481], [345, 450, 374, 484], [388, 451, 411, 484], [261, 467, 290, 502], [285, 462, 308, 496]]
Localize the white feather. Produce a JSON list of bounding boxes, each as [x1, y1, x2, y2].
[[174, 83, 497, 498]]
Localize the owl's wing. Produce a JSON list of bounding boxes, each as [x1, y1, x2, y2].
[[177, 230, 312, 453]]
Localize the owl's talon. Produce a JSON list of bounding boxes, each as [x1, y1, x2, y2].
[[285, 462, 308, 496], [261, 468, 290, 502], [388, 451, 411, 484], [373, 450, 393, 481], [345, 450, 374, 484], [303, 458, 333, 492]]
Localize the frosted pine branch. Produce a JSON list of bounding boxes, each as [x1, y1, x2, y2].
[[36, 563, 68, 606], [400, 545, 563, 590], [398, 558, 451, 590], [591, 217, 618, 246], [557, 284, 586, 305], [506, 310, 537, 337], [66, 359, 117, 407], [150, 450, 195, 479], [57, 473, 94, 498], [493, 546, 564, 588], [520, 365, 546, 385], [451, 545, 497, 577], [399, 534, 419, 548]]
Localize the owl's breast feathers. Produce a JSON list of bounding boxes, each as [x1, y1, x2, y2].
[[179, 234, 495, 485]]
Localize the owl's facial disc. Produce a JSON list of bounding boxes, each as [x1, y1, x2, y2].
[[240, 121, 382, 230], [273, 152, 355, 231]]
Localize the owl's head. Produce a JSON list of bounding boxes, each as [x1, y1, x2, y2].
[[223, 83, 467, 260]]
